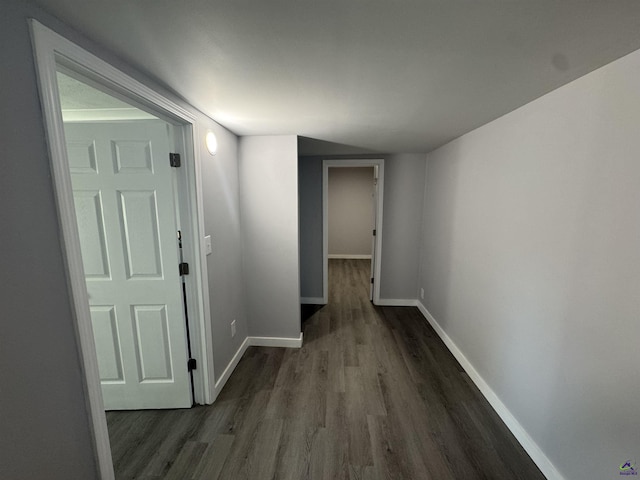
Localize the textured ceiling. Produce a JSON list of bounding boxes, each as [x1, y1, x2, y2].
[[56, 70, 157, 122], [35, 0, 640, 153], [57, 71, 130, 110]]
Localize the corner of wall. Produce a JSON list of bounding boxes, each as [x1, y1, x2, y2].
[[416, 152, 430, 302]]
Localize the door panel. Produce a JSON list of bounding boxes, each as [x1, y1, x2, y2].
[[119, 190, 163, 278], [73, 190, 110, 278], [131, 304, 173, 381], [90, 305, 124, 383], [113, 139, 154, 173], [67, 139, 98, 174], [66, 120, 191, 410]]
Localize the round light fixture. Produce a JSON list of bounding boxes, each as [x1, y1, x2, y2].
[[205, 131, 218, 155]]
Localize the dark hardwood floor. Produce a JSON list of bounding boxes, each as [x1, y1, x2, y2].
[[107, 259, 545, 479]]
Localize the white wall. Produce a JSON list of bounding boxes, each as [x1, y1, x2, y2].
[[419, 47, 640, 480], [328, 167, 374, 257], [239, 135, 301, 339]]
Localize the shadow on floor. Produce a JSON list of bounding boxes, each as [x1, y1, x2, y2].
[[301, 303, 325, 324]]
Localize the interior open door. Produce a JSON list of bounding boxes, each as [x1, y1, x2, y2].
[[66, 119, 192, 410], [369, 165, 379, 301]]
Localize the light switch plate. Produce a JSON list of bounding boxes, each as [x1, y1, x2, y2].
[[204, 235, 212, 255]]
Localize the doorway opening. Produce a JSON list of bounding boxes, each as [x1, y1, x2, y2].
[[31, 20, 213, 480], [322, 159, 384, 304], [58, 67, 195, 410]]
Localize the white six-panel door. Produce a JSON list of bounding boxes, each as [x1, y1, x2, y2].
[[65, 120, 192, 410]]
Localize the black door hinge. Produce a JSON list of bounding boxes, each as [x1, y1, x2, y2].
[[170, 153, 181, 167], [371, 278, 374, 284], [179, 262, 189, 276], [187, 358, 197, 371], [373, 229, 376, 236]]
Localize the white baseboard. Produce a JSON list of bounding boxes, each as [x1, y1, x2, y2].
[[212, 336, 250, 400], [375, 298, 418, 307], [248, 333, 303, 348], [416, 302, 564, 480], [328, 254, 372, 259], [212, 333, 304, 400], [301, 296, 326, 305]]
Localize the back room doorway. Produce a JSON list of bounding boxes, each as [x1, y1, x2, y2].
[[328, 166, 375, 299], [322, 159, 384, 304]]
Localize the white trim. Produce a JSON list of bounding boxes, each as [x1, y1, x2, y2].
[[323, 159, 384, 305], [175, 123, 215, 405], [211, 333, 304, 398], [248, 334, 304, 348], [328, 254, 372, 259], [322, 162, 329, 305], [30, 21, 113, 480], [61, 108, 155, 122], [375, 299, 418, 307], [416, 302, 565, 480], [301, 297, 326, 305], [213, 336, 250, 398], [29, 20, 215, 479]]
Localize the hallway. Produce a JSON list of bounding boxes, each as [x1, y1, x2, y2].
[[106, 259, 544, 479]]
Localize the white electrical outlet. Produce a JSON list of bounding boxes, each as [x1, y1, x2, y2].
[[204, 235, 212, 255], [420, 288, 424, 300], [231, 319, 236, 337]]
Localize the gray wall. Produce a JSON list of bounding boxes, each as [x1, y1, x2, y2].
[[0, 3, 247, 478], [298, 154, 425, 301], [419, 47, 640, 480], [328, 167, 374, 257], [198, 121, 248, 381], [1, 2, 97, 478], [379, 154, 425, 300], [298, 157, 323, 299], [239, 135, 301, 339]]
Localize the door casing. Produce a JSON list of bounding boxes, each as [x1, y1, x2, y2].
[[322, 159, 385, 304], [30, 19, 214, 480]]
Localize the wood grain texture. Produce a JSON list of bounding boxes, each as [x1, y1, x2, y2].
[[107, 259, 545, 480]]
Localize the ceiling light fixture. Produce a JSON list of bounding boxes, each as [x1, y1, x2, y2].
[[205, 131, 218, 155]]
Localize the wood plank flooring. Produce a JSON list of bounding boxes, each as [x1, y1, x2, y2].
[[107, 259, 546, 480]]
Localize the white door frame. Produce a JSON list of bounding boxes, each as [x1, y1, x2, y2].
[[30, 20, 214, 480], [323, 159, 384, 304]]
